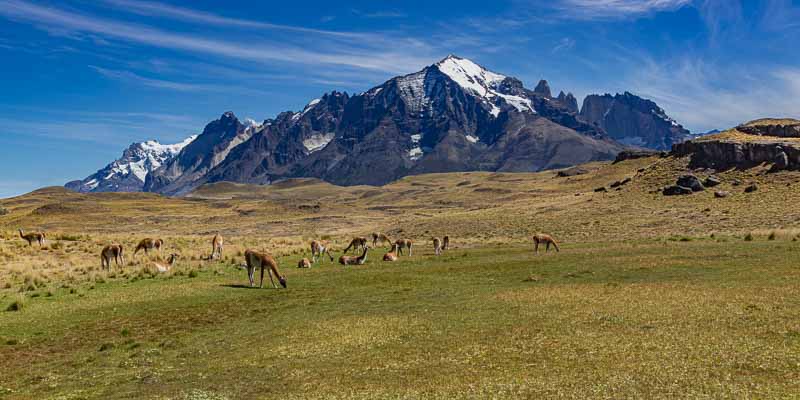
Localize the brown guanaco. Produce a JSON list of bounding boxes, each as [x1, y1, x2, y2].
[[244, 249, 287, 288], [533, 234, 560, 253], [100, 244, 124, 270]]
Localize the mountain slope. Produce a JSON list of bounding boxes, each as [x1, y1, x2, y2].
[[65, 135, 196, 193], [580, 92, 691, 150]]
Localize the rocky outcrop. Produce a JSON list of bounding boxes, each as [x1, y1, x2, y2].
[[673, 139, 800, 171], [737, 119, 800, 138], [613, 149, 665, 163], [580, 92, 691, 150], [534, 80, 552, 98], [556, 91, 578, 113]]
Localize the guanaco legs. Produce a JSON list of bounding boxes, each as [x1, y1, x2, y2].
[[244, 249, 287, 288], [134, 238, 164, 258], [152, 254, 179, 273], [310, 240, 334, 263], [343, 237, 368, 253], [371, 232, 392, 248], [18, 229, 46, 247], [394, 239, 413, 256], [339, 246, 369, 265], [533, 234, 560, 253], [383, 243, 399, 262], [210, 234, 223, 260], [100, 244, 124, 270], [442, 235, 450, 251], [432, 237, 442, 256]]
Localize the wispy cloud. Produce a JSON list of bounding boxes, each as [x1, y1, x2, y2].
[[89, 65, 269, 95], [0, 0, 436, 73], [351, 9, 408, 19], [552, 37, 576, 53], [552, 0, 692, 19]]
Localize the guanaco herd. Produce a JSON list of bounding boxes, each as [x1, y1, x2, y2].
[[15, 228, 561, 289]]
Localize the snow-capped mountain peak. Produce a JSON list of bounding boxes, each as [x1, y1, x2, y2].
[[435, 55, 506, 97], [65, 135, 197, 193]]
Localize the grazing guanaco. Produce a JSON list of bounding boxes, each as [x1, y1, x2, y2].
[[383, 243, 399, 262], [244, 249, 287, 288], [371, 232, 392, 248], [395, 239, 413, 256], [432, 237, 442, 256], [100, 244, 124, 270], [133, 238, 164, 258], [339, 245, 369, 266], [533, 234, 560, 253], [18, 229, 45, 247], [442, 235, 450, 251], [310, 240, 334, 263], [343, 237, 368, 253], [152, 254, 179, 273], [298, 258, 311, 268], [210, 234, 223, 260]]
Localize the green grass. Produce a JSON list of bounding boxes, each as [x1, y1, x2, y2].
[[1, 239, 800, 399]]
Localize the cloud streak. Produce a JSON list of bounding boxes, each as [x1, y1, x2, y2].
[[553, 0, 692, 19]]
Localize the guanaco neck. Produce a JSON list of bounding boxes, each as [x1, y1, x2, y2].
[[358, 247, 369, 261], [18, 229, 24, 238]]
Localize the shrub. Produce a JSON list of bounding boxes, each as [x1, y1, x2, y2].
[[744, 233, 754, 241], [188, 270, 199, 278], [6, 297, 25, 312], [768, 231, 777, 241], [0, 207, 8, 216]]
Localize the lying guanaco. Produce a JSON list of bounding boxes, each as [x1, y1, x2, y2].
[[533, 233, 560, 253], [432, 237, 442, 256], [383, 243, 399, 262], [18, 229, 45, 247], [298, 258, 311, 268], [343, 237, 368, 253], [152, 254, 179, 273], [371, 232, 392, 248], [339, 245, 369, 266], [244, 249, 287, 288], [210, 234, 223, 260], [395, 239, 413, 256], [134, 238, 164, 258], [100, 244, 124, 270], [442, 235, 450, 251], [310, 240, 334, 263]]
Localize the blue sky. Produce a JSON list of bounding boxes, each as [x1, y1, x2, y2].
[[0, 0, 798, 198]]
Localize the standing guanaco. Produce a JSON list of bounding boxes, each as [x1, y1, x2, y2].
[[339, 246, 369, 265], [432, 237, 442, 256], [310, 240, 334, 263], [383, 243, 399, 262], [298, 258, 311, 268], [100, 244, 124, 270], [152, 254, 179, 273], [533, 234, 560, 253], [442, 235, 450, 251], [343, 237, 368, 253], [18, 229, 46, 247], [244, 249, 287, 288], [395, 239, 413, 256], [371, 232, 392, 248], [210, 234, 223, 260], [134, 238, 164, 258]]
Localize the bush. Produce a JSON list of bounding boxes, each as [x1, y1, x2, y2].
[[0, 207, 8, 216], [188, 270, 199, 278], [768, 231, 777, 241], [6, 297, 25, 312], [744, 233, 754, 241]]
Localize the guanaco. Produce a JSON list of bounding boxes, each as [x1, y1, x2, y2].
[[533, 234, 560, 253], [310, 240, 334, 263], [395, 239, 413, 256], [100, 244, 124, 270], [339, 245, 369, 266], [432, 237, 442, 256], [298, 258, 311, 268], [152, 254, 179, 273], [343, 237, 368, 253], [442, 235, 450, 251], [244, 249, 287, 288], [383, 243, 399, 262], [371, 232, 392, 248], [210, 234, 223, 260], [18, 229, 45, 247], [134, 238, 164, 258]]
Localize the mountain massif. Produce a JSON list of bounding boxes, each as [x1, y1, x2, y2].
[[67, 55, 690, 195]]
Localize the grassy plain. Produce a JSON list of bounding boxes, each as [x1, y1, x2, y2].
[[1, 156, 800, 398]]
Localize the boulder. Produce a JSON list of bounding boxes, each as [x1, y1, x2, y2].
[[704, 176, 722, 187], [594, 186, 608, 193], [676, 174, 705, 192], [744, 184, 759, 193], [714, 190, 730, 198], [557, 167, 589, 177], [610, 177, 632, 188], [771, 151, 789, 171], [663, 185, 693, 196], [614, 149, 666, 163]]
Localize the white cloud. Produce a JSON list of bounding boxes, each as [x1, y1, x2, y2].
[[553, 0, 692, 19]]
